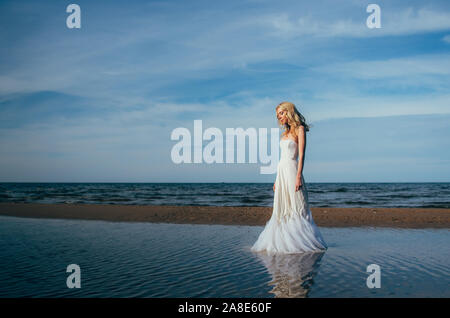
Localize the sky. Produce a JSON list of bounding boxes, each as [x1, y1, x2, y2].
[[0, 0, 449, 182]]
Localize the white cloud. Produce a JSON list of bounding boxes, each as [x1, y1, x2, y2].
[[311, 54, 450, 79], [2, 3, 450, 99], [308, 93, 450, 122], [443, 34, 450, 43], [263, 7, 450, 39]]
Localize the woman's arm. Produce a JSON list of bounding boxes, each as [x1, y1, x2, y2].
[[295, 125, 306, 191]]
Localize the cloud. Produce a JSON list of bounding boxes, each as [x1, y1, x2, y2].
[[443, 34, 450, 43], [311, 54, 450, 79], [307, 94, 450, 122], [2, 2, 450, 98], [263, 7, 450, 39]]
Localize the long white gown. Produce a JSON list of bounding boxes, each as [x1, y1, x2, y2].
[[251, 138, 327, 254]]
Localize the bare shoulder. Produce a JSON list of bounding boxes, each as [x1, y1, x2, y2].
[[296, 125, 305, 136], [296, 125, 306, 145]]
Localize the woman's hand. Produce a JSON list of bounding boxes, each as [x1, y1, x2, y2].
[[273, 183, 276, 192], [295, 176, 302, 192]]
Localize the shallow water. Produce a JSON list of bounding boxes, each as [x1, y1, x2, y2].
[[0, 216, 448, 297]]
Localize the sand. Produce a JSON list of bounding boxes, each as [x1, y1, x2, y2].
[[0, 202, 449, 228]]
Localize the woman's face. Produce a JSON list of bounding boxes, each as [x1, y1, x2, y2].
[[276, 108, 288, 125]]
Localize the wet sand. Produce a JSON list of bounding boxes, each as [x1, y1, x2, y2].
[[0, 202, 449, 228]]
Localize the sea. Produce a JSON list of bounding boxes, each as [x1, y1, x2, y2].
[[0, 182, 449, 208]]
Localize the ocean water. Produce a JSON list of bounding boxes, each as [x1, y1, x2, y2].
[[0, 215, 448, 298], [0, 182, 449, 208]]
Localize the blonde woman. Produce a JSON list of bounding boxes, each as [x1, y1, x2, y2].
[[251, 102, 327, 254]]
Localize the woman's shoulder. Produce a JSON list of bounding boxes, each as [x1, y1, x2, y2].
[[296, 125, 306, 143], [295, 125, 305, 138]]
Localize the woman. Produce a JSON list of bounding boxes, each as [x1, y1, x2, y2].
[[251, 102, 327, 254]]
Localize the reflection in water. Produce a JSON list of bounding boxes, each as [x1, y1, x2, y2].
[[252, 251, 325, 298]]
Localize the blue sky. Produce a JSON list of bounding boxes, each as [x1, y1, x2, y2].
[[0, 0, 449, 182]]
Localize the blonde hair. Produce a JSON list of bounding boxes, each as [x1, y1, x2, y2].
[[276, 101, 311, 140]]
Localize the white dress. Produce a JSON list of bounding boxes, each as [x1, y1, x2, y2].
[[253, 251, 325, 297], [251, 138, 327, 254]]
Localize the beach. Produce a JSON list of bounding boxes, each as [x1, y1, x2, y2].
[[0, 202, 449, 228]]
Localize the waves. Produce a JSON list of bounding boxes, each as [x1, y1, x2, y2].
[[0, 182, 449, 208]]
